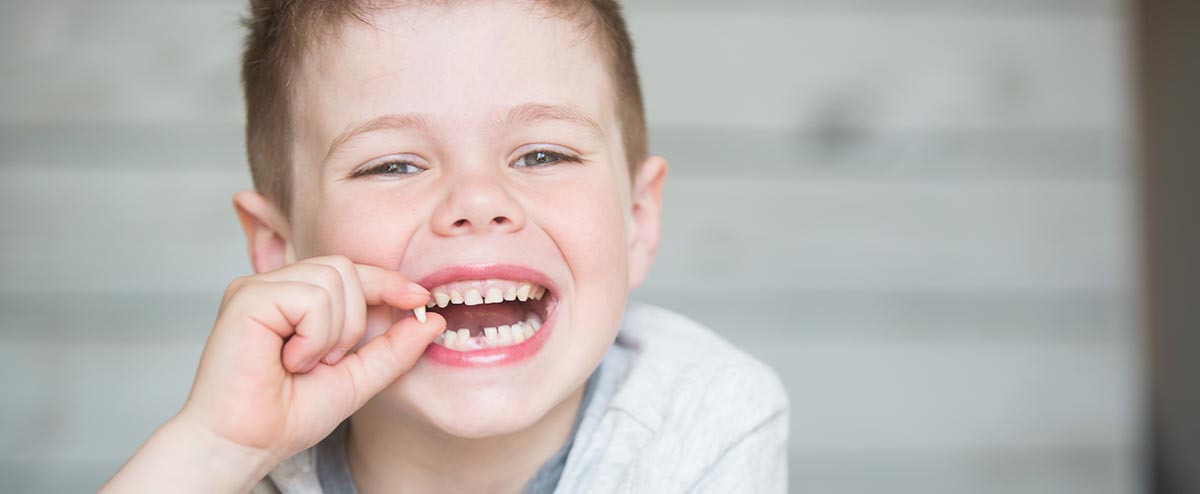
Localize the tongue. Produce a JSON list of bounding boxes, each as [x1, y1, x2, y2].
[[434, 302, 526, 333]]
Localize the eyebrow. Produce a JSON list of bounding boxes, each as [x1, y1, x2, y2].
[[325, 113, 436, 162], [495, 102, 604, 139], [325, 103, 604, 161]]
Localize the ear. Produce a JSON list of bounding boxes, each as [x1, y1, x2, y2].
[[627, 156, 668, 289], [233, 190, 296, 274]]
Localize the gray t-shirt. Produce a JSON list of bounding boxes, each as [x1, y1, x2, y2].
[[253, 302, 789, 494]]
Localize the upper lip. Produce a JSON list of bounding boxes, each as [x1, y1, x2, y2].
[[416, 264, 558, 296]]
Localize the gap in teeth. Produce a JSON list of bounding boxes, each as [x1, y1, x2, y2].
[[434, 313, 544, 351], [426, 279, 548, 308]]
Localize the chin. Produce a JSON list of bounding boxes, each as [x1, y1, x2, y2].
[[380, 373, 556, 439]]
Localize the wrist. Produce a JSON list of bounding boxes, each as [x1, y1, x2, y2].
[[101, 414, 279, 494]]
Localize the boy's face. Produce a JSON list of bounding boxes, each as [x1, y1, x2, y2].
[[261, 2, 663, 437]]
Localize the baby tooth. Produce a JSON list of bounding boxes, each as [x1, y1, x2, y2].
[[413, 305, 427, 323], [504, 286, 517, 301], [530, 318, 542, 331], [456, 328, 470, 342], [442, 330, 457, 349], [532, 286, 545, 300], [485, 288, 503, 304], [522, 323, 535, 339], [434, 292, 451, 308], [484, 327, 498, 344], [464, 289, 484, 306], [450, 289, 464, 304], [498, 325, 513, 345], [426, 299, 436, 308], [516, 284, 531, 301], [512, 326, 526, 343]]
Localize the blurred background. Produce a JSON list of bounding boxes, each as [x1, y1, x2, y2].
[[0, 0, 1173, 493]]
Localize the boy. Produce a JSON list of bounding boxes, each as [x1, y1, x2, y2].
[[103, 0, 788, 492]]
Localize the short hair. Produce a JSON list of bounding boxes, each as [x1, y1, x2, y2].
[[241, 0, 647, 214]]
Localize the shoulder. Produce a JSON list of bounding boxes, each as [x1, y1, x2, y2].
[[252, 448, 323, 494], [607, 302, 789, 430], [560, 303, 790, 492]]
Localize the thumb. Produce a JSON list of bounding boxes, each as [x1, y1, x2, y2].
[[338, 313, 446, 410]]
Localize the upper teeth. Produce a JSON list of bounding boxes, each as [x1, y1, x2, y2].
[[425, 279, 547, 308]]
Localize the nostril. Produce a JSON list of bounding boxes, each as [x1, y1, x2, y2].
[[491, 216, 511, 226], [453, 219, 469, 228]]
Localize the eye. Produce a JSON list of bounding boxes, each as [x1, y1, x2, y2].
[[350, 159, 425, 178], [511, 149, 581, 168]]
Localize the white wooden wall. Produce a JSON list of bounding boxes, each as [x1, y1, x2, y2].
[[0, 1, 1139, 493]]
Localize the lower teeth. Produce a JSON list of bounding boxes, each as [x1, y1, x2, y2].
[[434, 315, 543, 351]]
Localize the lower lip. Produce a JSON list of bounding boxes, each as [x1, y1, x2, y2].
[[421, 306, 556, 367]]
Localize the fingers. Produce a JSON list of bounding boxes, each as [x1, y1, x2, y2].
[[356, 265, 431, 309], [227, 280, 335, 374], [263, 257, 430, 369], [337, 312, 446, 410]]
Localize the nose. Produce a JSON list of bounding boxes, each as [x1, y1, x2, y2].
[[431, 177, 526, 236]]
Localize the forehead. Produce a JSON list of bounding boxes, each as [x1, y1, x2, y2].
[[292, 1, 617, 155]]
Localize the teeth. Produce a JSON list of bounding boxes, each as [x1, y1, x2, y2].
[[516, 284, 531, 301], [531, 286, 545, 300], [426, 299, 436, 308], [434, 292, 451, 308], [464, 289, 484, 306], [504, 286, 517, 301], [449, 289, 464, 305], [413, 305, 427, 323], [485, 288, 503, 304], [432, 316, 544, 352]]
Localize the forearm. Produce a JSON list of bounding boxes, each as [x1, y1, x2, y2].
[[100, 414, 279, 494]]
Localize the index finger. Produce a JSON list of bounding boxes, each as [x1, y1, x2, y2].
[[355, 264, 430, 309]]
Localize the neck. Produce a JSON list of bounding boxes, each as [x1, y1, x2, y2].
[[346, 385, 585, 494]]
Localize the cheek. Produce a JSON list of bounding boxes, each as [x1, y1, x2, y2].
[[306, 196, 417, 265], [544, 181, 630, 286]]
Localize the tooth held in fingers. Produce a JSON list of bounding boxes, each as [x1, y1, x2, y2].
[[464, 289, 484, 306], [413, 305, 427, 323], [485, 288, 503, 304]]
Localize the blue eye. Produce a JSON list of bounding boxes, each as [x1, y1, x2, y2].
[[353, 160, 424, 178], [513, 150, 580, 168]]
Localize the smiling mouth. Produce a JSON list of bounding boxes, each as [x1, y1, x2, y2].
[[425, 279, 551, 351]]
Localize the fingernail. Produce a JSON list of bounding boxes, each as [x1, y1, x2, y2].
[[413, 305, 427, 323], [408, 282, 429, 295], [324, 347, 347, 365]]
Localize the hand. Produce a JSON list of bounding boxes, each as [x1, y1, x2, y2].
[[101, 256, 445, 493]]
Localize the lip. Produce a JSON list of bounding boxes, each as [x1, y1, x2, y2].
[[417, 264, 559, 367]]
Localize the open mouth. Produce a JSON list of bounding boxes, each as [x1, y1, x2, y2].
[[425, 279, 552, 352]]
